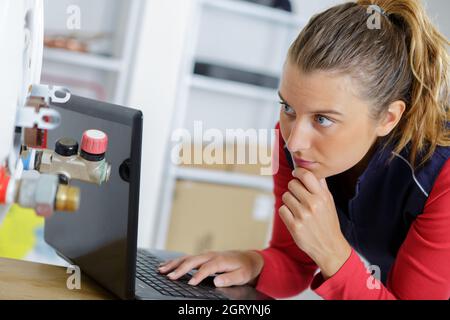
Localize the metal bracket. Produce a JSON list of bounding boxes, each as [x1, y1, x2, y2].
[[16, 106, 61, 130], [29, 84, 71, 105]]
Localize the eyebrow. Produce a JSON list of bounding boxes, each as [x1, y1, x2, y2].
[[277, 91, 344, 117]]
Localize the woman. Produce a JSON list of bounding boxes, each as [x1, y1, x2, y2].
[[159, 0, 450, 299]]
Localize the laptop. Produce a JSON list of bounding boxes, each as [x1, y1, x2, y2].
[[44, 95, 273, 300]]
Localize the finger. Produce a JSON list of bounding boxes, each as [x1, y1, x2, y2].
[[287, 178, 313, 204], [292, 168, 321, 194], [187, 257, 238, 286], [214, 269, 248, 287], [282, 191, 307, 219], [319, 178, 330, 193], [166, 254, 214, 280], [158, 256, 189, 274], [158, 260, 171, 267], [278, 204, 295, 232]]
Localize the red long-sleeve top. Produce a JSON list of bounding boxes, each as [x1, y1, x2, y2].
[[255, 125, 450, 300]]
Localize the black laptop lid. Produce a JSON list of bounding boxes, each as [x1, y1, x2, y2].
[[44, 95, 142, 300]]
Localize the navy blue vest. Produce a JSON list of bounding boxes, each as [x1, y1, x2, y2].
[[284, 141, 450, 284]]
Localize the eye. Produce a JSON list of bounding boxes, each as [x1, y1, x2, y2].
[[314, 115, 334, 127], [280, 102, 296, 116]]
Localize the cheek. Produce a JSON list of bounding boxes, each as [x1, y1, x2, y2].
[[316, 123, 375, 175]]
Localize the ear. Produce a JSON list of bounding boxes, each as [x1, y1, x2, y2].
[[375, 100, 406, 137]]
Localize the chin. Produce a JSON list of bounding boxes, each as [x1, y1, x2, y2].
[[323, 166, 351, 179], [317, 167, 338, 180], [307, 168, 327, 180], [297, 164, 338, 180]]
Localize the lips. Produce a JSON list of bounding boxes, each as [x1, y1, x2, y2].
[[293, 156, 317, 168]]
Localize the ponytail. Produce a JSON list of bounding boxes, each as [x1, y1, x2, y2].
[[357, 0, 449, 168]]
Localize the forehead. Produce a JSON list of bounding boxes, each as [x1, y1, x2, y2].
[[279, 62, 367, 116]]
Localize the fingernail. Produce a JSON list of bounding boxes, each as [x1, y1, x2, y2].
[[292, 170, 295, 176], [188, 279, 195, 285], [167, 272, 175, 278], [214, 278, 223, 287]]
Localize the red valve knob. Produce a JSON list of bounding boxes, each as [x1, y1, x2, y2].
[[81, 130, 108, 155]]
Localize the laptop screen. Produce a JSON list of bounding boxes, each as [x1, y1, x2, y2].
[[44, 95, 142, 300]]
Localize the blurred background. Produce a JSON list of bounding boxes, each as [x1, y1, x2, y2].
[[1, 0, 448, 299]]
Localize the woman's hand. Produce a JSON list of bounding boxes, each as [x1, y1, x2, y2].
[[158, 250, 264, 287], [279, 167, 352, 280]]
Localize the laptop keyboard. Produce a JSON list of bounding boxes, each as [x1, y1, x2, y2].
[[136, 249, 228, 300]]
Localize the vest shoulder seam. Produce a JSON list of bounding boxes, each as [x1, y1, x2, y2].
[[391, 152, 429, 197]]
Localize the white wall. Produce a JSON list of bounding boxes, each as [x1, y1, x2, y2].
[[290, 0, 343, 18], [126, 0, 195, 248], [423, 0, 450, 39]]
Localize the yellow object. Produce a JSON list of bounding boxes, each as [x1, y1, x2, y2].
[[0, 205, 44, 259]]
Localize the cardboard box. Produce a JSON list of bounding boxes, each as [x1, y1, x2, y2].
[[166, 181, 274, 255]]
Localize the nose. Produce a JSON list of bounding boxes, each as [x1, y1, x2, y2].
[[286, 118, 312, 152]]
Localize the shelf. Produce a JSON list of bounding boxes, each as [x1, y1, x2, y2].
[[175, 167, 273, 192], [188, 74, 279, 103], [43, 48, 123, 72], [202, 0, 306, 28]]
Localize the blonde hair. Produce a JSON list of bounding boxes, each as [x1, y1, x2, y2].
[[288, 0, 449, 169]]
